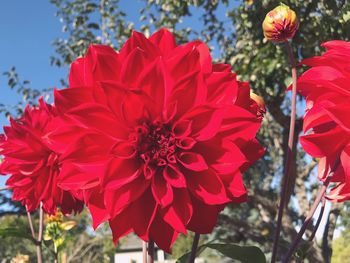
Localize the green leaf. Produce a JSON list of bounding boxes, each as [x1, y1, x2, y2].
[[176, 243, 266, 263], [0, 227, 35, 242], [176, 244, 207, 263], [206, 243, 266, 263]]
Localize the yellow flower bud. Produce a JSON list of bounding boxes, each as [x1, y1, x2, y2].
[[262, 3, 298, 42]]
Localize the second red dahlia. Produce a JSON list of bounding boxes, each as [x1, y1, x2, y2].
[[298, 40, 350, 202], [0, 99, 84, 215]]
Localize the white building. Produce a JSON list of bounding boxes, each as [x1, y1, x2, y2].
[[114, 235, 171, 263], [114, 235, 205, 263]]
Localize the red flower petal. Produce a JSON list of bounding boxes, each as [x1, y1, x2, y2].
[[136, 58, 169, 114], [149, 28, 177, 56], [58, 162, 100, 190], [162, 188, 192, 234], [163, 164, 186, 188], [120, 47, 152, 86], [54, 88, 94, 114], [187, 169, 230, 205], [109, 211, 133, 245], [172, 120, 192, 138], [69, 45, 121, 87], [151, 173, 174, 207], [300, 126, 347, 157], [110, 141, 136, 159], [180, 106, 223, 141], [176, 137, 196, 150], [102, 158, 141, 190], [66, 103, 129, 139], [129, 190, 158, 240], [324, 103, 350, 132], [177, 152, 208, 172], [187, 196, 222, 233], [149, 213, 178, 253], [87, 188, 109, 229], [104, 175, 150, 218], [119, 31, 159, 60]]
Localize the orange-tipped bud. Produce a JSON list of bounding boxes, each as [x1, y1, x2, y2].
[[250, 92, 265, 110], [262, 3, 298, 42], [250, 91, 266, 119]]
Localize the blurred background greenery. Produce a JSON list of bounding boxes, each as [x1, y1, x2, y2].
[[0, 0, 350, 262]]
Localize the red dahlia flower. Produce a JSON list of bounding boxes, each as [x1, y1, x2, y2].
[[298, 40, 350, 202], [0, 99, 84, 214], [54, 29, 264, 251]]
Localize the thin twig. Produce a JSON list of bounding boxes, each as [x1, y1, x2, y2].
[[188, 233, 201, 263], [282, 159, 339, 263], [143, 241, 148, 263], [271, 41, 298, 263], [147, 240, 154, 263]]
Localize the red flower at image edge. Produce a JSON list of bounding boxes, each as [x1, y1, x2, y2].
[[53, 29, 265, 251], [297, 40, 350, 202], [0, 99, 84, 214]]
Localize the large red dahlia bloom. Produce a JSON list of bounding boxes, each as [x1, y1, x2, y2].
[[0, 99, 84, 214], [297, 40, 350, 202], [54, 29, 264, 251]]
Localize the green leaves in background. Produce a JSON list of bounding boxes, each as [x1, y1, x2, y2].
[[176, 243, 266, 263], [0, 227, 34, 242]]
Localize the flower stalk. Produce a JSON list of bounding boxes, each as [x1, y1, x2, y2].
[[26, 206, 36, 238], [37, 203, 44, 263], [308, 197, 326, 242], [271, 40, 298, 263], [188, 233, 201, 263], [147, 240, 155, 263], [26, 203, 44, 263], [282, 159, 339, 263]]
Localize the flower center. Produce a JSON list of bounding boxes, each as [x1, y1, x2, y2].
[[136, 122, 176, 167]]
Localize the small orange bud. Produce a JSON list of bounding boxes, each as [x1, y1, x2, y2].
[[262, 3, 298, 42], [250, 91, 266, 118], [250, 92, 265, 109]]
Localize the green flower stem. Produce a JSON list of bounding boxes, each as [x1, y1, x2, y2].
[[283, 159, 339, 263], [271, 41, 298, 263], [188, 233, 201, 263]]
